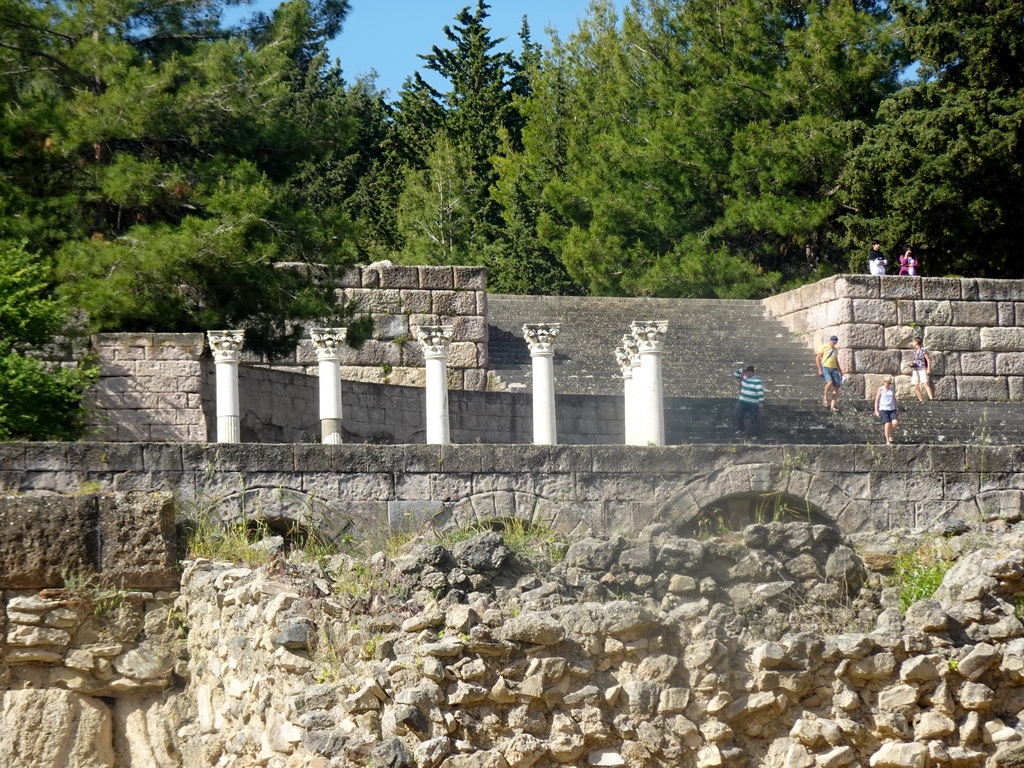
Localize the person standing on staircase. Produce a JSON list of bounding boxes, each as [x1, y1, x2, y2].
[[816, 335, 843, 412], [874, 375, 900, 445], [733, 365, 765, 438], [910, 336, 936, 401]]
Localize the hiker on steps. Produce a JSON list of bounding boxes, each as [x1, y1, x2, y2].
[[874, 375, 900, 445], [910, 336, 936, 401], [733, 365, 765, 439], [816, 335, 843, 412]]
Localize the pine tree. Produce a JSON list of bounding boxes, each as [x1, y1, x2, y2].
[[0, 0, 363, 356], [839, 0, 1024, 277]]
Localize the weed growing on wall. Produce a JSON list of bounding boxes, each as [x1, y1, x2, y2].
[[893, 540, 956, 610], [59, 567, 132, 617]]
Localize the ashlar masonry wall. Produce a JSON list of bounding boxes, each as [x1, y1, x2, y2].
[[763, 275, 1024, 401]]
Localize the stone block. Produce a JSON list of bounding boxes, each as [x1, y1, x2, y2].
[[399, 289, 432, 314], [926, 327, 981, 351], [933, 376, 958, 400], [377, 265, 419, 289], [897, 300, 916, 325], [1010, 377, 1024, 401], [346, 288, 402, 314], [447, 342, 480, 368], [338, 266, 362, 288], [402, 340, 425, 367], [957, 376, 1009, 401], [835, 275, 879, 299], [921, 278, 963, 300], [981, 327, 1024, 351], [951, 301, 999, 327], [453, 266, 486, 291], [880, 277, 922, 300], [451, 315, 487, 342], [853, 350, 900, 374], [825, 299, 853, 325], [389, 367, 426, 387], [371, 314, 411, 341], [914, 300, 952, 327], [835, 323, 885, 349], [959, 352, 996, 375], [961, 278, 980, 300], [360, 265, 380, 288], [98, 493, 178, 588], [977, 279, 1024, 301], [433, 290, 477, 316], [884, 326, 918, 350], [350, 340, 403, 367], [463, 368, 488, 391], [852, 299, 898, 325], [0, 496, 98, 588], [476, 291, 487, 316], [998, 302, 1016, 326], [417, 266, 454, 289]]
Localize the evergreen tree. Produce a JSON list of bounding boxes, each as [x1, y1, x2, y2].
[[498, 0, 902, 297], [839, 0, 1024, 277], [0, 0, 363, 356]]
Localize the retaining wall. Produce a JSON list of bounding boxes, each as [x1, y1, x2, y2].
[[763, 275, 1024, 400], [4, 443, 1022, 539]]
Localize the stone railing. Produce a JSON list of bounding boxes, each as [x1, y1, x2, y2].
[[4, 443, 1021, 539], [763, 275, 1024, 400]]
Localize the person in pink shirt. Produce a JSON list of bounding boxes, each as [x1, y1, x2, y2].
[[898, 245, 918, 276]]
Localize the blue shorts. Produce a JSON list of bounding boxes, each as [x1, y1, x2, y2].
[[822, 368, 842, 387], [879, 410, 898, 424]]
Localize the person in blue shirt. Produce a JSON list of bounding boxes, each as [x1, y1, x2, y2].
[[733, 365, 765, 438]]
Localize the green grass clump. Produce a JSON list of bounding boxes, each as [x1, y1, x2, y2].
[[893, 541, 956, 610]]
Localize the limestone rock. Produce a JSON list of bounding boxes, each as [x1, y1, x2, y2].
[[0, 689, 114, 768]]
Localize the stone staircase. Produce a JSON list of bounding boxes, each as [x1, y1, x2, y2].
[[487, 294, 1024, 445]]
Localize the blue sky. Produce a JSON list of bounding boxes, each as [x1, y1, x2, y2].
[[246, 1, 617, 97]]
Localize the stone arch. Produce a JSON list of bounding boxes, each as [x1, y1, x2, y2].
[[652, 464, 875, 534]]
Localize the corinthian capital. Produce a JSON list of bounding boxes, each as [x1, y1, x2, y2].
[[414, 325, 454, 358], [207, 330, 245, 363], [523, 323, 560, 355], [631, 320, 668, 353], [310, 327, 348, 362]]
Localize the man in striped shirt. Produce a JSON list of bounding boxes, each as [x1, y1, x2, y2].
[[733, 365, 765, 438]]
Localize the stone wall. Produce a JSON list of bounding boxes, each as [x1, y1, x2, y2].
[[8, 516, 1024, 768], [4, 443, 1023, 538], [86, 264, 489, 443], [763, 275, 1024, 401], [269, 262, 489, 390], [0, 493, 178, 589]]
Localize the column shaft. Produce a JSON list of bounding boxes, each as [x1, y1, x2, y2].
[[207, 330, 244, 444], [415, 325, 454, 445], [524, 323, 560, 446], [311, 328, 347, 445]]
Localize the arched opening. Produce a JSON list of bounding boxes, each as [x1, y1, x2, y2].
[[245, 517, 323, 552], [678, 491, 833, 538]]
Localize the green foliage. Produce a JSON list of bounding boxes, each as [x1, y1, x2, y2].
[[0, 241, 96, 440], [0, 0, 363, 356], [495, 0, 903, 297], [893, 540, 955, 610], [839, 0, 1024, 276], [59, 566, 132, 617]]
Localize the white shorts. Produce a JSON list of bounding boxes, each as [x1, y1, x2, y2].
[[911, 368, 930, 385]]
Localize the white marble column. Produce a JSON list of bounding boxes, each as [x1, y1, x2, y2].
[[523, 323, 560, 445], [631, 320, 668, 446], [616, 335, 640, 445], [415, 325, 454, 445], [311, 327, 347, 445], [207, 330, 245, 443]]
